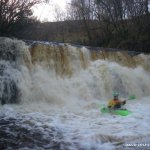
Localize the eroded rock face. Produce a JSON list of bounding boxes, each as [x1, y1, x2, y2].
[[0, 37, 27, 104], [0, 64, 19, 104]]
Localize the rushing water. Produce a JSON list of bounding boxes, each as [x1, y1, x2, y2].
[[0, 37, 150, 150]]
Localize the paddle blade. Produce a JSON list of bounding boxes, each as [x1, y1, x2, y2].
[[128, 95, 136, 100], [96, 103, 106, 108]]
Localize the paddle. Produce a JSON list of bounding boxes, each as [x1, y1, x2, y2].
[[126, 94, 136, 100], [96, 103, 106, 109], [97, 94, 136, 108]]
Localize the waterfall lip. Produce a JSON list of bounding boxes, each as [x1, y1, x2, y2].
[[24, 39, 65, 47], [22, 39, 149, 56], [1, 36, 149, 56]]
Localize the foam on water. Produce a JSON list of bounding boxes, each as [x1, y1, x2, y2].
[[1, 96, 150, 149], [1, 60, 150, 149]]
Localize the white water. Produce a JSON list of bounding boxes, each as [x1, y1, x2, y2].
[[0, 38, 150, 149]]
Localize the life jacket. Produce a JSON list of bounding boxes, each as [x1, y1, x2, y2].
[[108, 99, 122, 108]]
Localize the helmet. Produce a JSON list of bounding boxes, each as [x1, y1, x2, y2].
[[113, 92, 119, 97]]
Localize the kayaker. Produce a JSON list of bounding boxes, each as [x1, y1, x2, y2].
[[108, 92, 126, 110]]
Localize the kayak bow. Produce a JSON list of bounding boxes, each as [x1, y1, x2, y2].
[[101, 107, 132, 116]]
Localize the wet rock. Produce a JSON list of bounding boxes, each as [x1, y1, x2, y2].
[[0, 63, 19, 105], [0, 116, 71, 150]]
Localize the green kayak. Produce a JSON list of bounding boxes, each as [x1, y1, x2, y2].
[[101, 107, 132, 116]]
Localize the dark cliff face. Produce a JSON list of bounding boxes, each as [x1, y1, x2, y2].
[[0, 37, 25, 105], [0, 37, 22, 62], [0, 63, 18, 104]]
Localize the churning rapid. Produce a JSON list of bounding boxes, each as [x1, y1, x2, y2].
[[0, 37, 150, 150]]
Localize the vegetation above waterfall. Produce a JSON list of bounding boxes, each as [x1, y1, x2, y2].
[[0, 0, 150, 53]]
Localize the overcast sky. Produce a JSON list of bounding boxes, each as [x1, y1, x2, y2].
[[33, 0, 70, 22]]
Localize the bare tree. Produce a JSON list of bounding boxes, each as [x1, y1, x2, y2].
[[124, 0, 149, 18], [68, 0, 94, 44], [0, 0, 41, 35], [53, 5, 66, 42], [54, 5, 66, 22]]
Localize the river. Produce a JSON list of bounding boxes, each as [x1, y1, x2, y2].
[[0, 37, 150, 150]]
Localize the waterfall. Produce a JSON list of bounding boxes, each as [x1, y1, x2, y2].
[[0, 37, 29, 104], [0, 37, 150, 105], [0, 37, 150, 150]]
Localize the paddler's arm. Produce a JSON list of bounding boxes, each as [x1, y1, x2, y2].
[[120, 100, 126, 105], [108, 100, 114, 110]]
